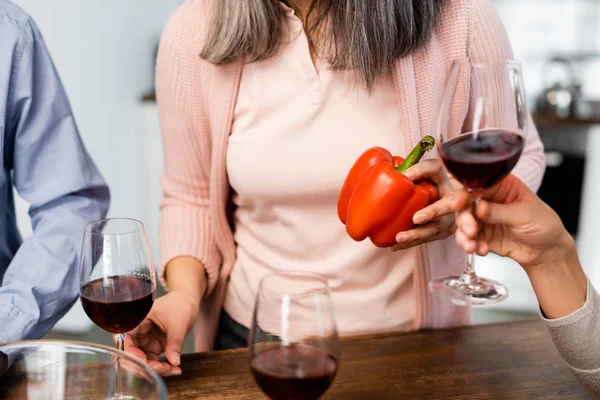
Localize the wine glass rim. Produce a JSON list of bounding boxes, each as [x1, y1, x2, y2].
[[0, 339, 168, 399], [84, 217, 145, 236], [258, 271, 331, 297]]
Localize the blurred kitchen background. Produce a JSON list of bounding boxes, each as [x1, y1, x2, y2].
[[9, 0, 600, 351]]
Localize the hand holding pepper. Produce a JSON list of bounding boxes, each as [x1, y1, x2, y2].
[[339, 136, 452, 248], [338, 135, 462, 250], [392, 159, 460, 251]]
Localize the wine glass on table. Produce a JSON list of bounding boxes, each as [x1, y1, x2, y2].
[[429, 59, 528, 306], [249, 271, 340, 400], [79, 218, 156, 399]]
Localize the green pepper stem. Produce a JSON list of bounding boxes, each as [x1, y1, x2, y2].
[[395, 135, 436, 173]]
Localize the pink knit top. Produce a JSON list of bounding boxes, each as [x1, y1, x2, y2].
[[156, 0, 546, 352]]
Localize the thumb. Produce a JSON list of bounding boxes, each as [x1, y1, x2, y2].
[[165, 325, 186, 366], [476, 200, 518, 227]]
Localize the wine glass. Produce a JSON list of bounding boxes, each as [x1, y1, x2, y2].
[[249, 271, 340, 400], [0, 341, 168, 400], [79, 218, 156, 399], [429, 59, 528, 306]]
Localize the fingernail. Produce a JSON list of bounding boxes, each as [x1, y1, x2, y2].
[[413, 213, 428, 224], [172, 353, 181, 365], [404, 171, 414, 179], [396, 233, 408, 242], [464, 224, 474, 236]]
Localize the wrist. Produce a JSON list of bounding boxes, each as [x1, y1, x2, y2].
[[525, 234, 587, 319], [171, 286, 202, 306], [165, 256, 207, 303], [523, 230, 576, 271]]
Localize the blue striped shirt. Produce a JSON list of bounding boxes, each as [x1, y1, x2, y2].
[[0, 0, 110, 342]]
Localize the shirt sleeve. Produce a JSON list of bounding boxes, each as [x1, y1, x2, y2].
[[156, 4, 222, 296], [542, 278, 600, 398], [0, 17, 110, 342], [468, 0, 546, 192]]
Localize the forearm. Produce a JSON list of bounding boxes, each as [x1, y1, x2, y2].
[[165, 257, 208, 302], [526, 235, 587, 319], [0, 189, 109, 341]]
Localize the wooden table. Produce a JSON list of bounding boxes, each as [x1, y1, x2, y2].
[[166, 319, 589, 399]]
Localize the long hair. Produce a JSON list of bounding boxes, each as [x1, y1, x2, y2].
[[200, 0, 447, 91]]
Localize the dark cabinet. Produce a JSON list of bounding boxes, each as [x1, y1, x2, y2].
[[536, 128, 587, 235]]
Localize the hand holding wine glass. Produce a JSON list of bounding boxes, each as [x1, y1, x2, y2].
[[429, 59, 528, 305], [453, 174, 573, 269], [453, 174, 587, 320], [249, 272, 340, 400]]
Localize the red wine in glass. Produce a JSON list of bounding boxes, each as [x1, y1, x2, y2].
[[440, 129, 524, 190], [250, 344, 338, 400], [80, 275, 154, 334]]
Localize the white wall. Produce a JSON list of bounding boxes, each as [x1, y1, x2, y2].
[[12, 0, 182, 222], [11, 0, 183, 332]]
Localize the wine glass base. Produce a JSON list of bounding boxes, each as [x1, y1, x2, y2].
[[429, 275, 508, 306]]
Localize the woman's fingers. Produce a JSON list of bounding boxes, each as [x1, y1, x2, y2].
[[119, 319, 182, 376], [149, 360, 178, 376], [137, 319, 154, 336], [413, 193, 458, 225], [456, 218, 492, 256], [404, 159, 454, 197], [456, 209, 478, 239], [393, 216, 455, 251], [139, 331, 181, 376], [474, 199, 514, 226], [476, 240, 490, 256], [455, 228, 477, 253], [452, 190, 470, 210]]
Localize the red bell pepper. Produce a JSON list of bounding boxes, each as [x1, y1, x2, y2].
[[337, 136, 438, 247]]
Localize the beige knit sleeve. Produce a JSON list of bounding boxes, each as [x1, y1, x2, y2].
[[468, 0, 546, 193], [543, 279, 600, 399], [155, 2, 221, 295]]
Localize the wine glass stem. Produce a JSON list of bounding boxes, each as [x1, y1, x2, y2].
[[461, 195, 481, 284], [115, 333, 125, 399], [463, 252, 477, 282], [116, 333, 125, 352]]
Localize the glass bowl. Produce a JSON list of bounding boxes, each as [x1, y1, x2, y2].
[[0, 340, 167, 400]]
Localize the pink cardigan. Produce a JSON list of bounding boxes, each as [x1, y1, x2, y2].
[[156, 0, 546, 352]]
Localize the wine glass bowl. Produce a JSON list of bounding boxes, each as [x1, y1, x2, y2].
[[429, 60, 528, 306], [79, 218, 156, 335], [249, 272, 340, 400]]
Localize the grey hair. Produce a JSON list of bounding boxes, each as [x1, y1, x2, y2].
[[201, 0, 447, 92]]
